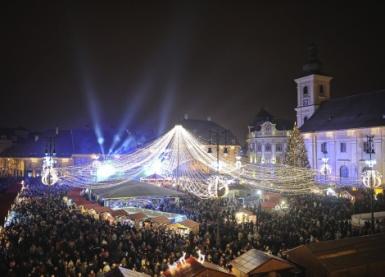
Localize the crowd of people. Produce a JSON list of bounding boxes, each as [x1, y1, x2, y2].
[[0, 180, 384, 276]]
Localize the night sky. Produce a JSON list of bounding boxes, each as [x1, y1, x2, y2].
[[2, 1, 385, 143]]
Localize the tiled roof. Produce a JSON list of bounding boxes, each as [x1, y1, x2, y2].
[[300, 89, 385, 132]]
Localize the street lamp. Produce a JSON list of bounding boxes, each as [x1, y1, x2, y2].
[[361, 135, 382, 233], [208, 129, 228, 175], [320, 157, 331, 185], [207, 128, 229, 248]]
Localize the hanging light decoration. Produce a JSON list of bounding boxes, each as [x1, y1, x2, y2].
[[41, 137, 59, 186], [53, 125, 318, 197]]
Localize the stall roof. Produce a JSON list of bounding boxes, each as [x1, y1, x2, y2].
[[162, 257, 233, 277], [231, 249, 294, 275], [180, 219, 200, 229], [148, 216, 171, 225], [122, 207, 186, 222], [110, 209, 129, 218], [127, 212, 147, 221], [91, 180, 184, 199], [105, 266, 151, 277], [284, 233, 385, 275]]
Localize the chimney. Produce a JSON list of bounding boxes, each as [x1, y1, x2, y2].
[[55, 127, 59, 135], [184, 113, 189, 120], [207, 116, 211, 121], [34, 135, 39, 142]]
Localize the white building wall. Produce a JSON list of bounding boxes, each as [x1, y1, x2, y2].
[[247, 122, 289, 164], [303, 127, 385, 185]]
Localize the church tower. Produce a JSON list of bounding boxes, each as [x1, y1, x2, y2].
[[295, 44, 333, 127]]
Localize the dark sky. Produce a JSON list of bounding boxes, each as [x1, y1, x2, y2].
[[2, 1, 385, 143]]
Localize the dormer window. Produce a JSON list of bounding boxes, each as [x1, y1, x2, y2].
[[264, 124, 272, 134]]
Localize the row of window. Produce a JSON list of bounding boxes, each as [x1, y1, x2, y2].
[[250, 143, 283, 152], [302, 85, 325, 106], [321, 142, 345, 153], [320, 142, 374, 154], [303, 84, 325, 96]]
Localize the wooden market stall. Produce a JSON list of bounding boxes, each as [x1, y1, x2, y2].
[[162, 257, 234, 277], [235, 208, 256, 224], [230, 249, 294, 277]]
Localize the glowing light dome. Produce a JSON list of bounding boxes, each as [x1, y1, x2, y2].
[[96, 163, 117, 181]]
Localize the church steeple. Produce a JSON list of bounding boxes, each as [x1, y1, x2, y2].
[[294, 44, 333, 128], [302, 43, 322, 75]]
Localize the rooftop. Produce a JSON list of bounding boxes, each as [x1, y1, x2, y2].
[[92, 180, 184, 199], [285, 233, 385, 274], [300, 89, 385, 132], [231, 248, 294, 274], [0, 128, 135, 158], [249, 108, 293, 132], [180, 118, 239, 145]]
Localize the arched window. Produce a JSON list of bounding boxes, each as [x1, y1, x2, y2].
[[340, 166, 349, 178], [265, 143, 271, 152], [303, 86, 308, 95], [319, 84, 325, 96]]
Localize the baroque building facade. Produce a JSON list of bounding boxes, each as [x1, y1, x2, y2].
[[247, 109, 292, 164], [296, 45, 385, 185]]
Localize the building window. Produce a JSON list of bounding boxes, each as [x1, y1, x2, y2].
[[265, 143, 271, 152], [276, 144, 283, 152], [321, 142, 328, 154], [304, 116, 308, 121], [257, 143, 262, 152], [340, 166, 349, 178], [303, 99, 309, 106], [319, 84, 325, 96], [340, 142, 347, 153], [363, 141, 375, 154], [303, 86, 308, 95]]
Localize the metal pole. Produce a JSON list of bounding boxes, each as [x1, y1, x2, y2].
[[368, 135, 375, 233], [177, 130, 180, 189], [216, 132, 220, 174]]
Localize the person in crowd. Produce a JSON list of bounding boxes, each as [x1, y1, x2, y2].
[[0, 179, 384, 276]]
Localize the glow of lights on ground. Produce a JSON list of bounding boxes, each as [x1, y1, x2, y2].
[[50, 125, 317, 198]]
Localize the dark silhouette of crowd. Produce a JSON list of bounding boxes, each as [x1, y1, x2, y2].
[[1, 181, 384, 276]]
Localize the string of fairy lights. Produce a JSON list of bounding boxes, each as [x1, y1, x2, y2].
[[42, 125, 318, 198]]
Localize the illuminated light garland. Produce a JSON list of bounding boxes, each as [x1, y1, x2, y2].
[[41, 156, 59, 186], [320, 157, 332, 176], [54, 125, 320, 197]]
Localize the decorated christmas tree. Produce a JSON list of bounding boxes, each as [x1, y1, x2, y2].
[[284, 123, 310, 168]]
